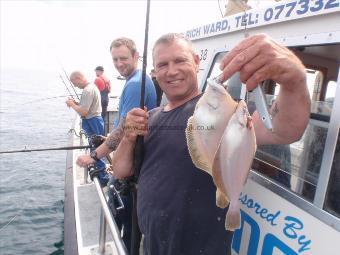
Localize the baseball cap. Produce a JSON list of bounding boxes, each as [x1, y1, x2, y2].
[[95, 66, 104, 71]]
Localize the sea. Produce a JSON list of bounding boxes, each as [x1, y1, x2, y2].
[[0, 68, 78, 255]]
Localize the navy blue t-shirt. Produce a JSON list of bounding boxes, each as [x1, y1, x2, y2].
[[138, 95, 233, 255]]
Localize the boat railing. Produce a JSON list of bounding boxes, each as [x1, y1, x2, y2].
[[88, 165, 128, 255], [79, 131, 89, 185]]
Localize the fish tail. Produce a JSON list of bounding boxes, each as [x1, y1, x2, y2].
[[225, 203, 241, 231]]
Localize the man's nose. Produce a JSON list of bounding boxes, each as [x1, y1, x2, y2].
[[167, 62, 178, 76], [115, 60, 124, 68]]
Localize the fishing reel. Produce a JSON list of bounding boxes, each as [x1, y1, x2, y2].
[[87, 163, 101, 181], [89, 135, 106, 148]]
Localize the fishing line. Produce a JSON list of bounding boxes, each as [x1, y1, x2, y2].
[[0, 215, 19, 233], [59, 74, 75, 100], [218, 0, 224, 18], [60, 65, 80, 101], [19, 94, 76, 106]]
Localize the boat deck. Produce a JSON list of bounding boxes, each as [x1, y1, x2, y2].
[[65, 117, 119, 255]]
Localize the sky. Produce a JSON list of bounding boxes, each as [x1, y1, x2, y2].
[[0, 0, 225, 79], [0, 0, 273, 83]]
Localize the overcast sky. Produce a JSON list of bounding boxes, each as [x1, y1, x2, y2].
[[0, 0, 225, 78]]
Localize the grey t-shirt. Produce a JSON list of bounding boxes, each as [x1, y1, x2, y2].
[[80, 83, 102, 119]]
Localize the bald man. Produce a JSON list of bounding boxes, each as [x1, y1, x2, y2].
[[66, 71, 109, 186]]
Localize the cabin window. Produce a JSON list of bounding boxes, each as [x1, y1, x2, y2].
[[253, 67, 336, 202], [324, 129, 340, 217]]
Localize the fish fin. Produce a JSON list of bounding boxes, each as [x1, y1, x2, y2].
[[186, 116, 211, 172], [225, 204, 241, 231], [212, 143, 229, 198], [216, 188, 229, 208]]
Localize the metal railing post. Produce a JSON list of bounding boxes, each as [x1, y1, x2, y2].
[[91, 171, 128, 255], [98, 209, 107, 254]]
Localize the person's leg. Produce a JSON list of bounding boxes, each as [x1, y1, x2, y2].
[[101, 100, 108, 123], [85, 117, 109, 186], [120, 191, 133, 253]]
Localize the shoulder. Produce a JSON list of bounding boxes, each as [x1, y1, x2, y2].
[[94, 77, 103, 84], [86, 83, 100, 94], [149, 107, 162, 120]]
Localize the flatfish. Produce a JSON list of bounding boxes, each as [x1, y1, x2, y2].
[[212, 100, 256, 231], [186, 80, 237, 173]]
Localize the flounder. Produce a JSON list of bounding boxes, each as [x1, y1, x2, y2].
[[212, 100, 256, 231], [186, 80, 237, 173]]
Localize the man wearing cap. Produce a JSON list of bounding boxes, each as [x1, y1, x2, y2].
[[94, 66, 111, 121]]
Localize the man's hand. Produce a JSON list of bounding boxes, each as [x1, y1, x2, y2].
[[219, 33, 306, 92], [66, 98, 77, 108], [219, 34, 310, 145], [123, 107, 149, 142], [76, 155, 95, 167]]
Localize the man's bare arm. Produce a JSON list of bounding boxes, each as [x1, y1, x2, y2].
[[111, 108, 149, 179], [105, 117, 125, 151]]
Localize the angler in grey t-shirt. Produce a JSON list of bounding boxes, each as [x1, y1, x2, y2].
[[65, 71, 108, 185], [79, 83, 102, 119]]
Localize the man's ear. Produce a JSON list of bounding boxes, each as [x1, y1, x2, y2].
[[134, 52, 140, 61]]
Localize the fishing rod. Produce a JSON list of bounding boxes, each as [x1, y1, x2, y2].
[[61, 66, 80, 101], [59, 74, 75, 100], [18, 95, 75, 106], [130, 0, 151, 254], [0, 145, 91, 154]]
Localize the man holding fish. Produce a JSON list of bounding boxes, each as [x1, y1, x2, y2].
[[78, 33, 311, 254]]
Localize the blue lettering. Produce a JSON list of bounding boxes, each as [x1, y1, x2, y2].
[[310, 0, 323, 12], [247, 198, 254, 208], [203, 24, 210, 34], [298, 235, 312, 253], [232, 210, 260, 255], [262, 234, 298, 255], [248, 12, 255, 25], [267, 211, 280, 226], [235, 15, 242, 28], [259, 208, 268, 218], [215, 21, 222, 32], [253, 202, 261, 214], [285, 1, 297, 17], [185, 28, 201, 39], [325, 0, 339, 9], [284, 216, 303, 238], [239, 192, 247, 203], [221, 20, 228, 31], [264, 7, 274, 21], [296, 0, 309, 15], [209, 23, 216, 33], [239, 193, 280, 226], [284, 216, 312, 252]]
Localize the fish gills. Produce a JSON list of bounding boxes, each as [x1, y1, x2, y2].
[[186, 81, 237, 174], [212, 100, 256, 231]]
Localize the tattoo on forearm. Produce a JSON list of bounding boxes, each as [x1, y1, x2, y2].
[[270, 101, 279, 119], [105, 118, 125, 150]]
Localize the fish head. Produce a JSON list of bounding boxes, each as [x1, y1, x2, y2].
[[204, 77, 229, 110], [206, 77, 228, 97]]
